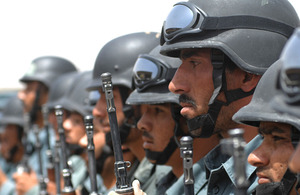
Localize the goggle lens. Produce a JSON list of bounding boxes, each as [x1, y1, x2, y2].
[[133, 58, 159, 85], [164, 5, 194, 35]]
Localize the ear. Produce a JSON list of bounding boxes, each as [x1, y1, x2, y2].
[[241, 73, 261, 92]]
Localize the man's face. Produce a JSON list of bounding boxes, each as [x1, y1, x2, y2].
[[0, 124, 20, 161], [48, 110, 59, 139], [81, 87, 125, 159], [18, 81, 48, 113], [248, 122, 294, 184], [137, 103, 175, 164], [63, 111, 86, 145], [79, 129, 106, 159], [168, 48, 214, 136], [92, 87, 125, 134]]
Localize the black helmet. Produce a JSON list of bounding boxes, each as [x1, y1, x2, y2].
[[271, 28, 300, 119], [87, 32, 160, 91], [160, 0, 299, 75], [126, 45, 181, 105], [20, 56, 77, 88], [159, 0, 299, 138], [126, 45, 185, 165], [56, 71, 93, 117], [0, 96, 24, 127], [233, 59, 300, 130], [45, 71, 79, 110]]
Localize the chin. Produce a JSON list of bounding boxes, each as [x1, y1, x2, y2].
[[148, 159, 156, 164]]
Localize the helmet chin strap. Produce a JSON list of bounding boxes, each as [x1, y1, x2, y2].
[[187, 50, 255, 138], [145, 137, 178, 165]]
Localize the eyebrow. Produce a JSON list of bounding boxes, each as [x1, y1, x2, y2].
[[258, 126, 286, 135], [180, 50, 202, 60]]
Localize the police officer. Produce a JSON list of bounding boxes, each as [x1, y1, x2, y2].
[[270, 28, 300, 175], [53, 71, 99, 194], [158, 0, 299, 194], [124, 45, 220, 195], [0, 96, 24, 195], [233, 58, 300, 194], [14, 56, 77, 195], [81, 32, 160, 191], [45, 70, 80, 194]]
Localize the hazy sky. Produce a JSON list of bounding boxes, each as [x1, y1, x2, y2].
[[0, 0, 299, 89]]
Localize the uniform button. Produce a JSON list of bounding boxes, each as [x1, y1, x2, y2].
[[213, 186, 219, 194]]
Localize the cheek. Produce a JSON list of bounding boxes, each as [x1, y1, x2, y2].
[[271, 145, 294, 181], [153, 119, 175, 149], [94, 133, 105, 158]]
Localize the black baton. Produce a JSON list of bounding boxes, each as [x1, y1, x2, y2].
[[101, 72, 133, 194]]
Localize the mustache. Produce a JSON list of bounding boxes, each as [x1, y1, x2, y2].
[[256, 167, 274, 182], [143, 131, 153, 139], [179, 94, 197, 108]]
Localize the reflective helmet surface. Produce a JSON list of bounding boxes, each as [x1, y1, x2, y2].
[[57, 71, 93, 116], [233, 60, 300, 130], [20, 56, 77, 88], [271, 28, 300, 119], [126, 45, 181, 105], [160, 0, 299, 75], [0, 96, 24, 127], [45, 71, 79, 110], [87, 32, 160, 91]]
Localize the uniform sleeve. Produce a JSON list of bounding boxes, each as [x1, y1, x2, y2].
[[0, 179, 16, 195]]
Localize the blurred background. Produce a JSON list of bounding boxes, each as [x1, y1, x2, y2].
[[0, 0, 299, 92]]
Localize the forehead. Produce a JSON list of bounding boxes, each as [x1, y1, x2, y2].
[[180, 48, 211, 59], [3, 124, 19, 135]]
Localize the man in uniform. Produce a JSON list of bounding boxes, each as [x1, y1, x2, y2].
[[0, 96, 24, 195], [125, 45, 219, 195], [81, 32, 160, 191], [270, 28, 300, 175], [14, 56, 77, 195], [233, 58, 300, 194], [158, 0, 299, 194]]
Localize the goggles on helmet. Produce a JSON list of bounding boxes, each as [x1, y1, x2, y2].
[[161, 1, 294, 44], [279, 63, 300, 103], [133, 54, 177, 92], [88, 91, 100, 106]]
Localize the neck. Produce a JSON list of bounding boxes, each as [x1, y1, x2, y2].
[[168, 134, 220, 178], [13, 145, 24, 163], [193, 134, 220, 161], [101, 156, 116, 189], [126, 139, 145, 162], [167, 148, 183, 178]]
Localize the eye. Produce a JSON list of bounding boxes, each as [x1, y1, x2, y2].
[[272, 135, 285, 142], [155, 107, 164, 114], [190, 60, 201, 68]]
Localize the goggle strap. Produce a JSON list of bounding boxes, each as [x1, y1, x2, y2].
[[166, 68, 178, 80], [202, 16, 294, 38]]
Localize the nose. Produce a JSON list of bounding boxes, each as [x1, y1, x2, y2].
[[92, 97, 107, 119], [168, 64, 190, 95], [18, 90, 26, 102], [137, 111, 152, 133], [248, 141, 270, 168], [79, 134, 88, 148], [63, 118, 72, 132]]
